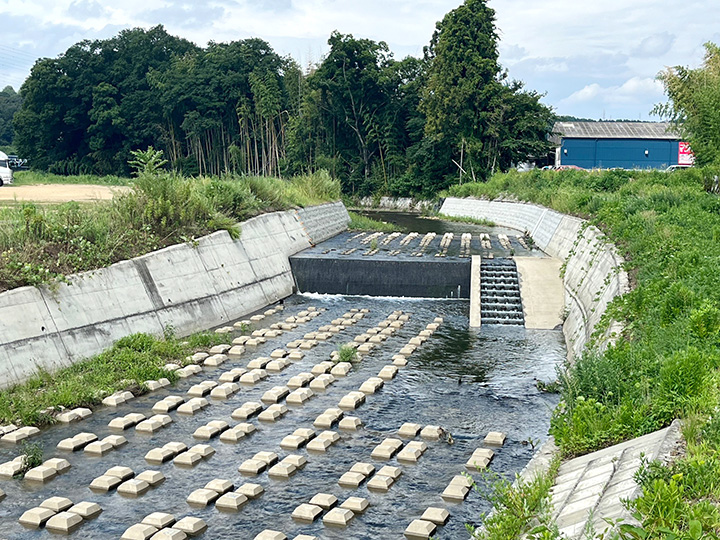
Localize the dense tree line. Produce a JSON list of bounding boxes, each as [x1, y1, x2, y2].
[[14, 0, 554, 196], [0, 86, 22, 147]]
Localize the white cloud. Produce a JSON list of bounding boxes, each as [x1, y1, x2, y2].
[[561, 77, 665, 106]]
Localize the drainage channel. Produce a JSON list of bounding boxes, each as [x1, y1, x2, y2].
[[480, 260, 524, 326], [0, 295, 563, 539]]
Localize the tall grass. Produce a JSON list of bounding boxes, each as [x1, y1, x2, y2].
[[347, 211, 401, 232], [0, 170, 340, 292], [12, 170, 130, 186]]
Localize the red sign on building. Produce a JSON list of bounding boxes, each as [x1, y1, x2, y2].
[[679, 142, 695, 165]]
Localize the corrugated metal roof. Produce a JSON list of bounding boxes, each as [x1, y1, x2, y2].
[[553, 121, 680, 140]]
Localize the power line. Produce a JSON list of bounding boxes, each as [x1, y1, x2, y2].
[[0, 44, 39, 61]]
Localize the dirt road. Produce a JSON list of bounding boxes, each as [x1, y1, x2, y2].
[[0, 184, 130, 203]]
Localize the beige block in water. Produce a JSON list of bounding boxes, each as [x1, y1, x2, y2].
[[288, 350, 305, 361], [237, 483, 264, 498], [306, 437, 332, 452], [174, 516, 207, 535], [187, 488, 220, 506], [397, 447, 423, 463], [338, 472, 366, 488], [118, 478, 150, 497], [367, 474, 395, 492], [211, 382, 240, 399], [398, 423, 421, 438], [44, 457, 71, 474], [90, 474, 122, 492], [238, 459, 266, 475], [309, 374, 335, 391], [421, 507, 450, 525], [105, 466, 134, 481], [339, 417, 362, 430], [323, 507, 355, 527], [3, 426, 40, 443], [286, 387, 315, 405], [68, 501, 102, 519], [359, 377, 384, 394], [40, 496, 72, 513], [310, 493, 338, 510], [19, 506, 56, 528], [420, 425, 443, 440], [219, 368, 246, 382], [202, 479, 233, 493], [120, 523, 158, 540], [45, 511, 83, 534], [378, 365, 398, 380], [232, 401, 263, 420], [311, 361, 334, 375], [292, 503, 323, 522], [350, 462, 375, 476], [204, 354, 228, 367], [330, 362, 352, 377], [484, 431, 506, 446], [24, 465, 58, 483], [262, 386, 291, 404], [466, 448, 494, 470], [254, 531, 287, 540], [258, 403, 288, 422], [174, 451, 202, 467], [441, 483, 470, 502], [137, 470, 165, 487], [268, 462, 297, 479], [393, 356, 409, 367], [340, 496, 368, 513], [216, 492, 248, 511], [404, 519, 437, 540], [338, 391, 365, 410], [247, 357, 270, 369]]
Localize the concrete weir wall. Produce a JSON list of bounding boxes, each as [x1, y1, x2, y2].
[[0, 202, 349, 389], [441, 197, 629, 358]]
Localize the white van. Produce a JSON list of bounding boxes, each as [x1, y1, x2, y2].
[[0, 151, 13, 186]]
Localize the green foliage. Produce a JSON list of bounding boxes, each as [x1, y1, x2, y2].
[[129, 147, 168, 176], [0, 169, 339, 292], [655, 42, 720, 166], [0, 86, 22, 147], [15, 442, 43, 479], [336, 345, 358, 364], [467, 457, 561, 540], [347, 211, 400, 232], [437, 213, 496, 227], [12, 171, 128, 186]]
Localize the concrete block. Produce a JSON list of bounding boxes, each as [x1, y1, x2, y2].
[[280, 435, 307, 450], [357, 343, 374, 354], [371, 439, 403, 460], [110, 413, 146, 429], [258, 403, 288, 422], [292, 503, 323, 522], [286, 340, 301, 349], [399, 346, 415, 356], [340, 497, 368, 514], [40, 496, 73, 512], [323, 507, 355, 527], [228, 345, 246, 358], [57, 431, 98, 451], [83, 440, 113, 456], [406, 440, 428, 452], [484, 431, 506, 446], [174, 451, 202, 467], [250, 315, 265, 322], [68, 501, 102, 519], [219, 368, 246, 382], [118, 478, 151, 497], [0, 458, 23, 478], [142, 513, 176, 529], [338, 472, 366, 488], [45, 511, 83, 534], [219, 426, 247, 443], [311, 361, 334, 375], [57, 410, 82, 423], [313, 414, 335, 429], [378, 365, 398, 380], [309, 374, 335, 391], [90, 474, 122, 492], [187, 488, 220, 506], [421, 507, 450, 525], [393, 356, 409, 367], [19, 506, 56, 528], [238, 459, 266, 475], [189, 444, 215, 458], [307, 437, 332, 452], [398, 423, 422, 438], [420, 425, 443, 440], [441, 483, 469, 502], [261, 386, 290, 404], [339, 417, 362, 430], [177, 397, 209, 415], [121, 523, 159, 540], [24, 465, 58, 483], [204, 354, 228, 367], [205, 478, 234, 494], [176, 365, 202, 377], [105, 466, 135, 481], [287, 387, 314, 405], [187, 383, 214, 397], [210, 344, 231, 355], [466, 448, 494, 470], [151, 527, 188, 539], [288, 351, 305, 361], [268, 462, 298, 479], [248, 357, 270, 369], [3, 426, 39, 443], [404, 519, 437, 539], [253, 531, 287, 540], [238, 483, 264, 498], [266, 359, 290, 372], [293, 535, 317, 540], [253, 451, 279, 465], [240, 369, 266, 385], [309, 493, 338, 510], [270, 349, 288, 358], [137, 470, 165, 487], [211, 382, 240, 399], [190, 352, 209, 363], [283, 454, 307, 468], [104, 434, 128, 448], [174, 516, 207, 536], [232, 401, 263, 420], [44, 457, 71, 473], [367, 474, 395, 491], [377, 465, 402, 480], [330, 362, 352, 377], [103, 391, 133, 407], [449, 474, 473, 488], [359, 377, 384, 394], [397, 447, 423, 463], [216, 492, 248, 511], [232, 335, 250, 344], [350, 462, 375, 476], [145, 447, 174, 464]]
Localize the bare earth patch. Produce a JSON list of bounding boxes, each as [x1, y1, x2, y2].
[[0, 184, 130, 202]]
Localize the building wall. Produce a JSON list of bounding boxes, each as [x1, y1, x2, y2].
[[560, 138, 680, 169]]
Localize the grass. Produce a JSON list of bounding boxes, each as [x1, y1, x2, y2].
[[437, 213, 496, 227], [348, 210, 401, 232], [467, 457, 562, 540], [447, 166, 720, 537], [0, 169, 340, 292], [12, 171, 130, 186], [0, 330, 228, 427]]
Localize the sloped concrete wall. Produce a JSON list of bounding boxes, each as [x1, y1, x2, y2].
[[0, 202, 349, 388], [440, 197, 628, 359]]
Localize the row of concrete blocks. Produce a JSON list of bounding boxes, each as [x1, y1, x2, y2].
[[145, 441, 216, 467], [238, 448, 312, 477], [0, 456, 70, 482], [214, 304, 288, 334], [292, 492, 369, 526], [121, 513, 208, 539], [89, 465, 165, 497], [18, 496, 102, 533]]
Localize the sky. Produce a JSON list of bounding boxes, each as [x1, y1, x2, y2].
[[1, 0, 717, 120]]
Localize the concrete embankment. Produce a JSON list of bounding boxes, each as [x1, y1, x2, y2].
[[440, 197, 629, 358], [0, 202, 349, 389]]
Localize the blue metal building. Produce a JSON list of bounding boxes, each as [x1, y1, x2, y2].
[[553, 121, 683, 170]]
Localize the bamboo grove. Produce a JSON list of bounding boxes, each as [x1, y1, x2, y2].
[[13, 0, 555, 196]]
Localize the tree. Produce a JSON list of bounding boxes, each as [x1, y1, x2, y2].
[[0, 86, 22, 147], [656, 42, 720, 166], [420, 0, 553, 185]]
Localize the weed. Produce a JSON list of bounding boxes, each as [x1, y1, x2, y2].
[[347, 211, 400, 232], [14, 442, 43, 479], [336, 345, 358, 364]]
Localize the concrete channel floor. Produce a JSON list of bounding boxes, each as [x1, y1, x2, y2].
[[549, 420, 683, 538]]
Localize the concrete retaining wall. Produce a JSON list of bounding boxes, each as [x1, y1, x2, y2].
[[0, 202, 349, 389], [440, 197, 628, 359]]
